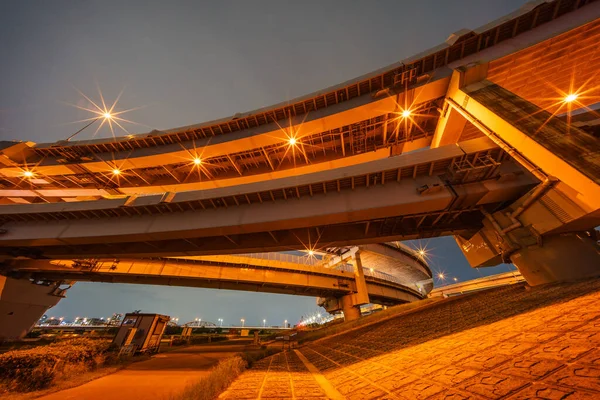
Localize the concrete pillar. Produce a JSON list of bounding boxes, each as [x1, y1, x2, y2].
[[510, 232, 600, 286], [352, 251, 370, 305], [341, 295, 361, 322], [0, 276, 64, 340]]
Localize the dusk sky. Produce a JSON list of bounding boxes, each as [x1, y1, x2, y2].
[[1, 0, 526, 326]]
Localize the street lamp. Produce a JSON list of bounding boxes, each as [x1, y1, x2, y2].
[[241, 318, 245, 328], [263, 319, 266, 327], [284, 319, 288, 328], [218, 318, 223, 327]]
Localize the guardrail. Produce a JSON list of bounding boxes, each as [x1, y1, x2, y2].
[[333, 263, 419, 291], [236, 252, 321, 266]]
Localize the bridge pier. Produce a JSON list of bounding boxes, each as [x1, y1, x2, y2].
[[457, 224, 600, 286], [509, 232, 600, 286], [341, 295, 361, 321], [341, 251, 370, 321], [0, 276, 65, 340], [439, 64, 600, 287]]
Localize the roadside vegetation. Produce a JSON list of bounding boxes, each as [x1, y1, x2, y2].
[[168, 346, 281, 400], [0, 338, 124, 395]]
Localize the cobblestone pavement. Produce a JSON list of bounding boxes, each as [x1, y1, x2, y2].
[[220, 350, 332, 399], [224, 279, 600, 399]]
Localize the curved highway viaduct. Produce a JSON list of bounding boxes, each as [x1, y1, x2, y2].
[[0, 243, 431, 338], [1, 0, 600, 336]]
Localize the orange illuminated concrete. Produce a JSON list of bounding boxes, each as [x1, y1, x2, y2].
[[1, 0, 600, 338], [224, 278, 600, 399]]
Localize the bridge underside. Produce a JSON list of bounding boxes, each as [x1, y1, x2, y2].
[[0, 245, 428, 339], [1, 0, 600, 337]]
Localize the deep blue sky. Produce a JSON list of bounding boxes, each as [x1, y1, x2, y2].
[[1, 0, 526, 325]]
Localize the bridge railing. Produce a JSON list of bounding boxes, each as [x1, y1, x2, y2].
[[333, 264, 416, 290], [235, 252, 321, 266]]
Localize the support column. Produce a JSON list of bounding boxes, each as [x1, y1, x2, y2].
[[0, 276, 64, 340], [458, 224, 600, 286], [352, 251, 370, 305], [341, 295, 361, 321], [340, 251, 371, 322], [509, 232, 600, 286]]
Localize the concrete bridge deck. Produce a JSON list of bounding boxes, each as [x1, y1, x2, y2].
[[3, 243, 431, 306]]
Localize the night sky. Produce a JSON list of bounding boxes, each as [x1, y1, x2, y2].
[[1, 0, 526, 326]]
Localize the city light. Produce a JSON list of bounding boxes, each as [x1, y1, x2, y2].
[[308, 250, 314, 256], [103, 112, 112, 119], [193, 157, 202, 165], [564, 93, 578, 103], [112, 168, 121, 175], [241, 318, 245, 327], [370, 268, 374, 273], [402, 109, 411, 118], [438, 273, 445, 279], [453, 277, 458, 282], [289, 137, 297, 145], [263, 319, 266, 327], [22, 170, 34, 178]]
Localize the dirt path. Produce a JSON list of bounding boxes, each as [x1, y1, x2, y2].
[[39, 341, 255, 400]]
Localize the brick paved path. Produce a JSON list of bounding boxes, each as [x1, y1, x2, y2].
[[222, 279, 600, 399]]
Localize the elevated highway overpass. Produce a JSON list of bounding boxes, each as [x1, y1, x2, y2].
[[1, 0, 600, 337], [0, 137, 537, 258], [0, 243, 431, 339]]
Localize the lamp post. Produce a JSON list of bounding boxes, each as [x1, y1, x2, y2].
[[241, 318, 245, 328], [218, 318, 223, 327], [284, 319, 288, 329], [263, 319, 266, 328]]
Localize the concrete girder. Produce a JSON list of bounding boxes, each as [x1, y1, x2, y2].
[[2, 257, 423, 306], [0, 161, 537, 258], [0, 136, 497, 219]]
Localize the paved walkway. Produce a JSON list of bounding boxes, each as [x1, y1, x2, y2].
[[223, 278, 600, 399], [40, 341, 254, 400]]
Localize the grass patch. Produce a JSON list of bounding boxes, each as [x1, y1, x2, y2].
[[298, 298, 440, 344]]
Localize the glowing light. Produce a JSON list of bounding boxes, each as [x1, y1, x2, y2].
[[308, 250, 314, 256], [438, 273, 445, 279], [23, 170, 34, 178], [564, 94, 578, 103], [453, 277, 458, 282], [193, 157, 202, 165], [370, 268, 374, 273], [402, 109, 411, 118], [65, 86, 148, 140], [289, 137, 297, 145], [419, 250, 425, 256], [112, 168, 121, 175]]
